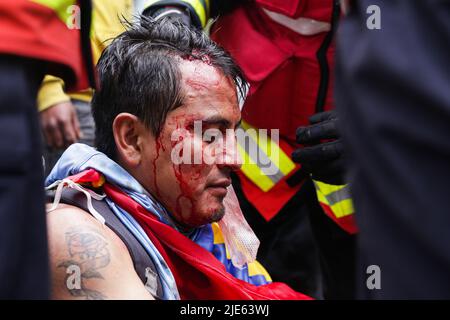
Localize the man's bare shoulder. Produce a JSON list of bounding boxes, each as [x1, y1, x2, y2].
[[46, 203, 130, 259], [47, 203, 154, 300]]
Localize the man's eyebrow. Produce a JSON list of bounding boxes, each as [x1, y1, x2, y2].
[[202, 116, 241, 129]]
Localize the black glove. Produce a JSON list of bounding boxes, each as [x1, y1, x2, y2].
[[292, 111, 346, 185], [143, 6, 193, 28]]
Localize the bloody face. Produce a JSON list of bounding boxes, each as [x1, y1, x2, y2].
[[139, 59, 242, 229]]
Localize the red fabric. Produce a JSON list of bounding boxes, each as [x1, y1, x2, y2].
[[100, 182, 310, 300], [211, 3, 335, 144], [0, 0, 91, 91], [255, 0, 333, 24], [320, 202, 358, 235], [255, 0, 305, 18], [237, 170, 302, 222], [210, 2, 335, 219], [67, 169, 103, 184], [67, 170, 310, 299]]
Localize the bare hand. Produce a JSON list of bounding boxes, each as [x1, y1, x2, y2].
[[40, 101, 81, 149]]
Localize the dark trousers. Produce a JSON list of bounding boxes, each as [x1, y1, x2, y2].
[[0, 56, 49, 299], [336, 0, 450, 299]]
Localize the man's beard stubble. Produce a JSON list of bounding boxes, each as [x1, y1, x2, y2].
[[209, 204, 225, 223]]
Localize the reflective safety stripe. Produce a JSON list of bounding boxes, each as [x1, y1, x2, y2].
[[322, 184, 351, 205], [237, 143, 277, 192], [237, 121, 296, 192], [144, 0, 209, 27], [238, 128, 285, 183], [31, 0, 77, 23], [314, 180, 354, 218]]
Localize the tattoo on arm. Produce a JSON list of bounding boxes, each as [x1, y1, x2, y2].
[[58, 226, 111, 300]]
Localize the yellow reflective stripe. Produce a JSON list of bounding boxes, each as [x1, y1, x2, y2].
[[31, 0, 77, 23], [238, 120, 296, 191], [211, 223, 231, 259], [325, 183, 346, 193], [241, 121, 295, 177], [271, 141, 295, 176], [314, 180, 354, 218], [317, 192, 354, 218], [240, 121, 295, 176], [314, 181, 351, 204], [144, 0, 207, 27], [247, 261, 272, 282], [329, 199, 354, 218], [237, 143, 276, 192], [238, 125, 284, 183], [315, 188, 328, 204], [314, 180, 347, 195]]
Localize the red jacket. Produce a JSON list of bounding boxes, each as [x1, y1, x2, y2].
[[0, 0, 95, 92]]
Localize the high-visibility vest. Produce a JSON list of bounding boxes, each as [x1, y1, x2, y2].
[[210, 1, 336, 220], [237, 120, 297, 193], [237, 120, 357, 233], [313, 180, 357, 234], [236, 120, 304, 221], [0, 0, 95, 91]]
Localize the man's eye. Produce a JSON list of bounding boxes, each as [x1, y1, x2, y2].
[[203, 128, 224, 144], [203, 132, 217, 143]]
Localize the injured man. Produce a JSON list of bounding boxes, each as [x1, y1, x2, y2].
[[45, 17, 308, 300]]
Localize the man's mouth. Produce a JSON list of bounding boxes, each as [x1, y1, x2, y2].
[[206, 179, 231, 197]]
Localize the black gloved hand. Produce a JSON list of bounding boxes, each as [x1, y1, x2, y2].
[[143, 6, 193, 27], [292, 111, 346, 185]]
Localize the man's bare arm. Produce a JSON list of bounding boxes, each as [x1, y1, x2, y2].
[[56, 225, 111, 300], [47, 204, 154, 300]]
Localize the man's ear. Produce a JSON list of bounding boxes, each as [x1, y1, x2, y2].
[[112, 113, 146, 167]]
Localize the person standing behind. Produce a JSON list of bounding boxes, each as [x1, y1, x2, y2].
[[336, 0, 450, 298], [0, 0, 95, 299], [39, 0, 134, 175]]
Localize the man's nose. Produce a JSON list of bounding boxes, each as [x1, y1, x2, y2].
[[218, 136, 242, 171]]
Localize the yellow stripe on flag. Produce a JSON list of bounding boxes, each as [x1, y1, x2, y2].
[[247, 261, 272, 282], [211, 223, 231, 260]]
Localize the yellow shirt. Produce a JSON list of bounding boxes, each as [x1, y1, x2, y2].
[[37, 0, 134, 112]]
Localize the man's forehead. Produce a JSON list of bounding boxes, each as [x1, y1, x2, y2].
[[169, 103, 241, 127], [168, 59, 240, 127], [178, 59, 234, 91]]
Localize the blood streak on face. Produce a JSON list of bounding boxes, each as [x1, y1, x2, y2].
[[152, 136, 162, 198], [140, 59, 241, 229]]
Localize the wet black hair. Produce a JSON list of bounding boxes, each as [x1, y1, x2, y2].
[[92, 15, 246, 159]]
